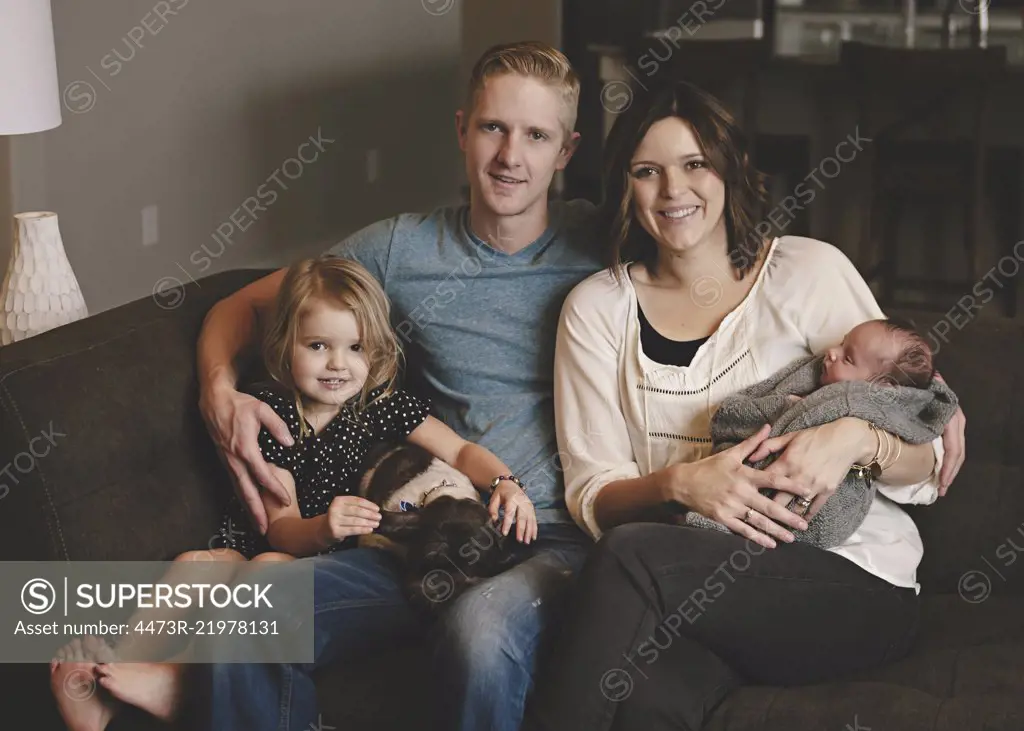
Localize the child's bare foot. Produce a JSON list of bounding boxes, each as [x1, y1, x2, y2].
[[50, 660, 118, 731], [53, 636, 117, 664], [96, 662, 183, 724]]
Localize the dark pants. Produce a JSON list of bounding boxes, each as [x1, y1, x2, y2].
[[523, 523, 919, 731]]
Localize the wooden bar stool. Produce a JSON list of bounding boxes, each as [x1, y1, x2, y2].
[[840, 41, 1009, 314]]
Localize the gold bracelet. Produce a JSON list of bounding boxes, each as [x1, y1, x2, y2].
[[852, 424, 884, 480], [879, 429, 892, 469], [883, 435, 903, 471]]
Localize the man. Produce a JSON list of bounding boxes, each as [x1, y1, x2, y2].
[[195, 41, 603, 731]]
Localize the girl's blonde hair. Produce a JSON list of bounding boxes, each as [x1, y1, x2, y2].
[[262, 258, 401, 435], [466, 41, 580, 141]]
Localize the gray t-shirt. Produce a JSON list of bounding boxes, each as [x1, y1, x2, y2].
[[327, 199, 601, 524]]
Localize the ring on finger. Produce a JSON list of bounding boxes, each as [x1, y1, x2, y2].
[[791, 496, 813, 515], [744, 507, 757, 523]]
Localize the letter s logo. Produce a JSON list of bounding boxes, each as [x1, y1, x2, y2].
[[22, 578, 56, 615]]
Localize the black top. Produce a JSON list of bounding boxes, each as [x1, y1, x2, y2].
[[637, 301, 710, 368], [215, 385, 430, 558]]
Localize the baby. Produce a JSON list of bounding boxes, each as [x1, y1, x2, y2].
[[820, 316, 934, 390], [686, 317, 958, 547]]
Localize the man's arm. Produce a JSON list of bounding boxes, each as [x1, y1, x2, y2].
[[198, 268, 284, 395], [199, 215, 399, 532], [197, 268, 295, 533]]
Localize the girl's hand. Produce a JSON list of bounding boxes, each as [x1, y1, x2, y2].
[[665, 425, 812, 549], [750, 418, 874, 520], [324, 496, 382, 541], [488, 481, 538, 544]]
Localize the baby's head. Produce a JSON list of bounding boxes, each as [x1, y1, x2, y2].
[[820, 317, 934, 389], [262, 258, 401, 420]]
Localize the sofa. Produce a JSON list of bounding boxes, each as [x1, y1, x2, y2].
[[2, 267, 1022, 730]]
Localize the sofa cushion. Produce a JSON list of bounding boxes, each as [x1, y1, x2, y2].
[[888, 309, 1024, 598], [0, 268, 273, 561], [712, 595, 1024, 730], [314, 595, 1024, 731]]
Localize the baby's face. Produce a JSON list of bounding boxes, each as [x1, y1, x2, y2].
[[820, 321, 903, 386]]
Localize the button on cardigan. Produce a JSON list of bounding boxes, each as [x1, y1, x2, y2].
[[554, 236, 943, 591]]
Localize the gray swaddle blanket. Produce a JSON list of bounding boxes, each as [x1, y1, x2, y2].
[[685, 354, 959, 547]]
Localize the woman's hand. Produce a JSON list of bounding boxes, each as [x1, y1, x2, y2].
[[324, 496, 382, 542], [749, 417, 874, 520], [665, 425, 813, 549], [488, 481, 538, 544], [933, 371, 966, 495], [199, 383, 294, 533]]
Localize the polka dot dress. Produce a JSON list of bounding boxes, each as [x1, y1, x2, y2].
[[215, 385, 430, 558]]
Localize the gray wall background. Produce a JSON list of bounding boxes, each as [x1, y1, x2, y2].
[[1, 0, 559, 314]]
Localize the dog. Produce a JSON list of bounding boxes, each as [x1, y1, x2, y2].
[[356, 442, 521, 614]]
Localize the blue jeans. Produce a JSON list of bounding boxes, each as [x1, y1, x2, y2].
[[200, 523, 590, 731]]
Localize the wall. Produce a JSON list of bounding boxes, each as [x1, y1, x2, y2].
[[0, 137, 9, 269], [460, 0, 560, 84], [6, 0, 462, 314], [459, 0, 562, 193]]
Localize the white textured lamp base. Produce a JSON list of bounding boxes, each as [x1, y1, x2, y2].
[[0, 211, 88, 346]]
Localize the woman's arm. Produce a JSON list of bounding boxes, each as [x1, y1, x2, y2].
[[554, 283, 810, 546], [807, 246, 967, 492], [588, 472, 673, 533], [406, 416, 537, 542], [753, 413, 941, 518], [553, 283, 649, 538], [848, 419, 944, 505], [762, 243, 961, 501]]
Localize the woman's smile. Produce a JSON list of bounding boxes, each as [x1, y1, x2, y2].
[[657, 204, 701, 222]]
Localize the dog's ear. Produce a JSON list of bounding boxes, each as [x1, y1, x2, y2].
[[375, 510, 422, 540]]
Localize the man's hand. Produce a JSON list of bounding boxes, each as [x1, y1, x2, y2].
[[200, 383, 294, 533]]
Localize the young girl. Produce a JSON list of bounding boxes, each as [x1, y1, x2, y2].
[[49, 257, 537, 731]]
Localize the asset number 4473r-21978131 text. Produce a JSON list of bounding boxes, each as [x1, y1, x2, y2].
[[133, 620, 280, 635]]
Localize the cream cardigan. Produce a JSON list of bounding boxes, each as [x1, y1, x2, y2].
[[554, 236, 943, 591]]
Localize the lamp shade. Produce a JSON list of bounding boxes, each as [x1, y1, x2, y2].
[[0, 0, 62, 134]]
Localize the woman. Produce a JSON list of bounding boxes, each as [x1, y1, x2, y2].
[[523, 82, 966, 730]]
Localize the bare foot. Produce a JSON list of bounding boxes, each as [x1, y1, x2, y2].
[[50, 660, 118, 731], [96, 662, 183, 723], [53, 636, 117, 664]]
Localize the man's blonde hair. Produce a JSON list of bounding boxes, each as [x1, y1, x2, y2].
[[466, 41, 580, 139], [263, 258, 401, 437]]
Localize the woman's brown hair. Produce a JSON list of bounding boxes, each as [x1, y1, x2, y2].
[[262, 258, 401, 436], [599, 81, 770, 279]]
